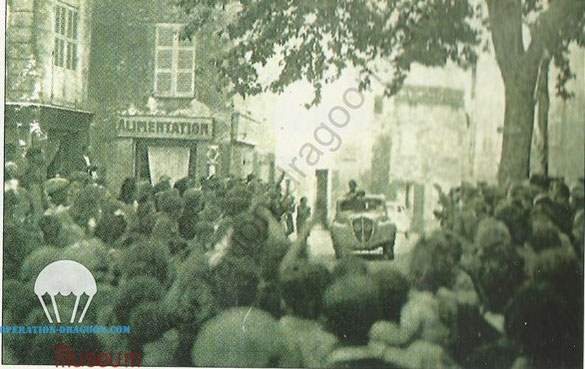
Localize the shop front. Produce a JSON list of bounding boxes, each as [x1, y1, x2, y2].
[[107, 114, 214, 191], [4, 103, 93, 177]]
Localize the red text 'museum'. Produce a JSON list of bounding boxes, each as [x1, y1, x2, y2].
[[55, 343, 141, 367]]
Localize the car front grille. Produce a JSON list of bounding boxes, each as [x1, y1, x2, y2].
[[352, 217, 374, 242]]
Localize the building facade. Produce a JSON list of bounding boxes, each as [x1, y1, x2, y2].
[[88, 0, 271, 191], [370, 45, 585, 233], [372, 83, 471, 232], [541, 46, 584, 183], [6, 0, 94, 176], [218, 112, 266, 180]]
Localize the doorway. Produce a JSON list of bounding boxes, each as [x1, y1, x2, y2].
[[134, 139, 198, 185]]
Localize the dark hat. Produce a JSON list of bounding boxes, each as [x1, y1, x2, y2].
[[323, 274, 381, 343], [156, 189, 183, 214], [529, 174, 551, 190], [45, 178, 70, 195], [475, 218, 511, 249]]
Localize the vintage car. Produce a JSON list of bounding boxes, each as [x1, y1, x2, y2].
[[330, 194, 397, 259]]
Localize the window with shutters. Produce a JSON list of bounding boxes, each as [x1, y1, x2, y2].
[[53, 2, 79, 70], [155, 24, 196, 97]]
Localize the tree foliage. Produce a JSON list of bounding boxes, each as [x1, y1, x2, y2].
[[178, 0, 583, 105], [486, 0, 584, 96], [178, 0, 480, 105], [177, 0, 584, 182]]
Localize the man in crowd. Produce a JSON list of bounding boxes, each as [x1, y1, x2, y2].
[[4, 143, 584, 368], [346, 179, 358, 198], [296, 197, 311, 234]]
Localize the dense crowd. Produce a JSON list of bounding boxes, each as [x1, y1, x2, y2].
[[2, 147, 584, 368]]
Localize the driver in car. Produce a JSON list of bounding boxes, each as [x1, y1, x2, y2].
[[346, 180, 358, 197]]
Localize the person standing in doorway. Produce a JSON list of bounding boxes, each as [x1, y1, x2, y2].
[[282, 194, 296, 237], [296, 197, 311, 234], [82, 145, 99, 181]]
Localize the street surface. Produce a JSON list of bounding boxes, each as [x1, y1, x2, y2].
[[305, 224, 418, 276]]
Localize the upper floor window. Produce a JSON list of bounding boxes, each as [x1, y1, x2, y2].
[[53, 3, 79, 70], [155, 24, 195, 97]]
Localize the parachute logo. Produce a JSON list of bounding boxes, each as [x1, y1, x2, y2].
[[34, 260, 97, 323]]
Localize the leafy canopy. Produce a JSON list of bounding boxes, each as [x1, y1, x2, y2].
[[178, 0, 480, 105], [177, 0, 583, 105]]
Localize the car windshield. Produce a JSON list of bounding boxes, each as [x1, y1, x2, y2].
[[339, 198, 385, 212]]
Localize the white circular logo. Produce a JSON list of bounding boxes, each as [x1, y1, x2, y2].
[[34, 260, 97, 323]]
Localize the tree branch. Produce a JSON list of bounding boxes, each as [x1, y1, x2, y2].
[[525, 0, 584, 62]]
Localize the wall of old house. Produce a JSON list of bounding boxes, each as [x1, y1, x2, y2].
[[38, 0, 93, 107], [470, 52, 505, 182], [6, 0, 37, 101], [254, 152, 275, 183], [88, 0, 231, 117], [5, 0, 36, 163], [547, 46, 585, 183], [6, 0, 93, 107], [108, 138, 135, 192], [88, 0, 274, 190], [6, 0, 94, 177], [88, 0, 235, 189], [227, 144, 256, 179], [388, 90, 468, 187], [371, 82, 470, 233]]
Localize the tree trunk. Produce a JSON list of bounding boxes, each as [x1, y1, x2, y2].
[[486, 0, 541, 185], [534, 56, 551, 176], [497, 73, 537, 184], [486, 0, 580, 184]]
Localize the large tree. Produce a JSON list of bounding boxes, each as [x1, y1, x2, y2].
[[178, 0, 584, 184], [486, 0, 583, 183]]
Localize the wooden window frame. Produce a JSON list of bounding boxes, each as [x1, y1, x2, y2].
[[53, 1, 79, 70], [154, 24, 196, 98]]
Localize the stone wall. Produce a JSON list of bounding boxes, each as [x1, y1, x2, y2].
[[371, 82, 470, 233], [6, 0, 93, 107], [6, 0, 36, 101], [547, 46, 585, 182]]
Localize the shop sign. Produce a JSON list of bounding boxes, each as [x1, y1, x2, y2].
[[117, 115, 213, 140], [394, 85, 464, 109]]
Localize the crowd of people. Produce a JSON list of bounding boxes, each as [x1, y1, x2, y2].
[[2, 147, 584, 368]]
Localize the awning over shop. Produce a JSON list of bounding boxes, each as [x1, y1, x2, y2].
[[5, 102, 93, 132], [5, 102, 95, 176]]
